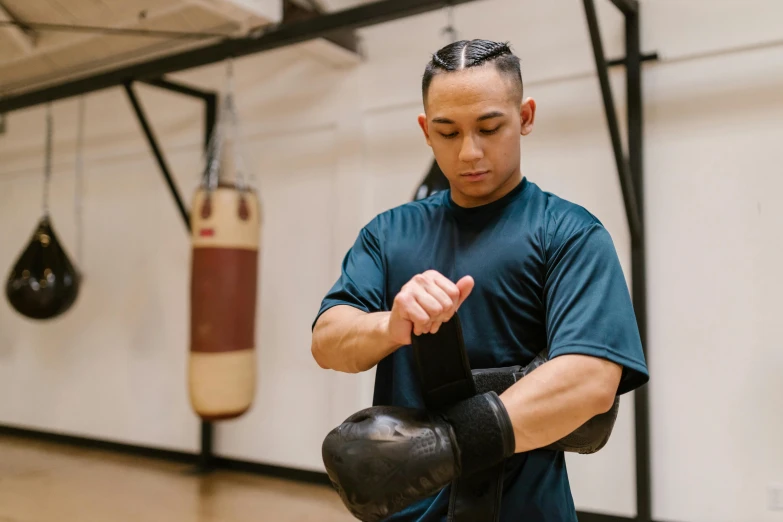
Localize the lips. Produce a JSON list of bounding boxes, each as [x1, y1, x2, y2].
[[461, 170, 489, 181]]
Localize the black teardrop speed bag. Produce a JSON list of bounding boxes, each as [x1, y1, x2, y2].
[[6, 215, 81, 320]]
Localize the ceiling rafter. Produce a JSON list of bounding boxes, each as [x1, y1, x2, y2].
[[0, 0, 38, 53]]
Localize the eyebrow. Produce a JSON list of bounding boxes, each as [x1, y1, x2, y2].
[[432, 111, 505, 124]]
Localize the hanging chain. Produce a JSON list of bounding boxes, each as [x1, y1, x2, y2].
[[228, 94, 249, 193], [442, 5, 459, 44], [225, 58, 248, 193], [74, 96, 86, 266], [42, 102, 53, 216], [204, 58, 250, 193], [204, 105, 224, 192]]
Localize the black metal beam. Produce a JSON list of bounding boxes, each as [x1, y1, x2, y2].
[[123, 81, 190, 231], [281, 0, 358, 56], [625, 8, 652, 522], [199, 419, 214, 472], [583, 0, 643, 243], [141, 77, 217, 101], [606, 52, 658, 68], [0, 0, 481, 114], [609, 0, 638, 15], [0, 19, 230, 40]]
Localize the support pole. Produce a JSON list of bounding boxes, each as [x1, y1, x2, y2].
[[584, 1, 651, 520], [625, 8, 652, 522], [583, 0, 643, 242], [609, 0, 638, 16], [198, 92, 218, 473]]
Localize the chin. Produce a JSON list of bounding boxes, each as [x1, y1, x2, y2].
[[458, 180, 500, 197], [454, 186, 497, 205]]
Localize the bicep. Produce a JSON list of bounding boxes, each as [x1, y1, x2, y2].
[[314, 304, 367, 332], [544, 223, 649, 395]]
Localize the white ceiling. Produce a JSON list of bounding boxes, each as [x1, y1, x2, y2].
[[0, 0, 373, 98]]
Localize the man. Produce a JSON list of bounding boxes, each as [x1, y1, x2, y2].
[[311, 39, 649, 522]]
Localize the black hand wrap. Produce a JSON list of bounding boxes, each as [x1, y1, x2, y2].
[[441, 391, 516, 477]]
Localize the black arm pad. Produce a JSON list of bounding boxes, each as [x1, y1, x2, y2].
[[471, 355, 620, 454]]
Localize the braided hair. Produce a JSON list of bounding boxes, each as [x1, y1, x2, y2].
[[423, 39, 523, 103]]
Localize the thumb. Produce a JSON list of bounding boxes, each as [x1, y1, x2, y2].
[[455, 275, 474, 308]]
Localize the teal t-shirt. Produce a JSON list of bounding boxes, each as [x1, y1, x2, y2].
[[314, 177, 649, 521]]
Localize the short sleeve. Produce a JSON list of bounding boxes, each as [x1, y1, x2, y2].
[[544, 219, 649, 396], [312, 217, 386, 330]]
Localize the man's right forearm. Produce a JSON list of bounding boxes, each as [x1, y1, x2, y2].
[[311, 305, 402, 373]]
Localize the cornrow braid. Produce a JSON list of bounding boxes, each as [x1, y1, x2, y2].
[[423, 39, 523, 104], [431, 50, 454, 71], [465, 40, 512, 67]]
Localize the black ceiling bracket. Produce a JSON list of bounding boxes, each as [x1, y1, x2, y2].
[[123, 81, 191, 232], [281, 0, 359, 55]]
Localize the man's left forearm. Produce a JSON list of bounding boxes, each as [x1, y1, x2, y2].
[[498, 354, 622, 453]]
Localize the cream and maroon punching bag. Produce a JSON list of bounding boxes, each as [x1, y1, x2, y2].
[[188, 104, 261, 420]]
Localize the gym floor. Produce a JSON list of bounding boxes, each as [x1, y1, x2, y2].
[[0, 435, 354, 522]]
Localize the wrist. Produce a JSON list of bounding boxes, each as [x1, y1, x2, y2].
[[378, 311, 406, 351], [442, 391, 516, 477]]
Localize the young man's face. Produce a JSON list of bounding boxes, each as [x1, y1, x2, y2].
[[418, 64, 535, 208]]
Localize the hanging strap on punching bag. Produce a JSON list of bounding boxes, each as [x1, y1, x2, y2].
[[73, 96, 86, 271], [42, 103, 53, 217]]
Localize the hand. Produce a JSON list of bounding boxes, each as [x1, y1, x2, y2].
[[321, 391, 515, 522], [387, 271, 474, 345]]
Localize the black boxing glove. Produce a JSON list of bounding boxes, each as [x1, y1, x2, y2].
[[321, 391, 516, 522]]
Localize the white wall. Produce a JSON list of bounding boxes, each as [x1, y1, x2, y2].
[[1, 0, 781, 521]]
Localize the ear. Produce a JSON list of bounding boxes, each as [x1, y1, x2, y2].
[[418, 113, 432, 146], [519, 98, 536, 136]]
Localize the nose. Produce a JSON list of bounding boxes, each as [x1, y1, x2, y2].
[[458, 134, 483, 163]]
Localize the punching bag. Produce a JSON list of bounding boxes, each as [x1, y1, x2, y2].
[[6, 215, 81, 320], [6, 104, 81, 320], [188, 91, 260, 420], [413, 158, 450, 201]]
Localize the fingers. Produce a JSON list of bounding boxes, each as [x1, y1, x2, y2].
[[418, 273, 458, 315], [455, 275, 475, 308], [395, 292, 430, 334], [410, 287, 447, 336], [394, 271, 473, 337], [431, 272, 463, 310], [431, 273, 473, 334]]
